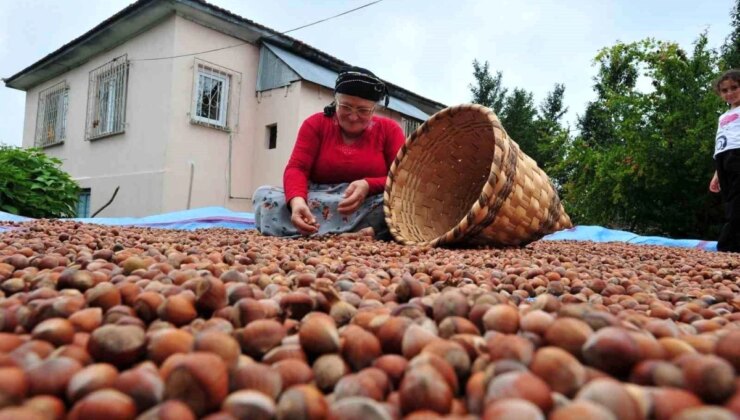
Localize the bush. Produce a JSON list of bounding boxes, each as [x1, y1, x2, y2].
[[0, 146, 80, 218]]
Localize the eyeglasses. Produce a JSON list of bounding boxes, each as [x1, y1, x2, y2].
[[336, 103, 375, 118]]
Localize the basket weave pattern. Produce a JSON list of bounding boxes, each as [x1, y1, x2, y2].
[[383, 104, 572, 247]]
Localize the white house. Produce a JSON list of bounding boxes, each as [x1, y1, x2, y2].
[[3, 0, 445, 217]]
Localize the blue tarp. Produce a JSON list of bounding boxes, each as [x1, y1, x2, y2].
[[0, 208, 718, 251], [542, 225, 717, 251], [0, 207, 255, 232]]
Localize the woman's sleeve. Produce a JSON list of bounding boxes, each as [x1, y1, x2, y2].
[[363, 120, 406, 195], [284, 117, 321, 203]]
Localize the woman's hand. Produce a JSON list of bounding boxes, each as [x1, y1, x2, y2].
[[338, 180, 370, 216], [289, 197, 319, 235], [710, 171, 721, 193]]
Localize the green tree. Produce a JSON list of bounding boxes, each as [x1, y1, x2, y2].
[[722, 0, 740, 69], [535, 84, 570, 178], [558, 36, 723, 237], [0, 146, 80, 218], [499, 88, 539, 160], [469, 60, 508, 113]]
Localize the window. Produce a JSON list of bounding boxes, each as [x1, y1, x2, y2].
[[35, 81, 69, 147], [192, 64, 230, 128], [86, 55, 129, 140], [266, 124, 277, 149], [76, 189, 91, 218], [402, 117, 421, 137]]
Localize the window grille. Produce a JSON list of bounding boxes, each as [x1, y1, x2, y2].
[[192, 63, 230, 128], [267, 124, 277, 149], [402, 117, 422, 137], [76, 189, 91, 218], [34, 81, 69, 147], [86, 55, 129, 140]]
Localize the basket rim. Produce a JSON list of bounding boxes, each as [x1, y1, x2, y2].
[[383, 103, 510, 246]]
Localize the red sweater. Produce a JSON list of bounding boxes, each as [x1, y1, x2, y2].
[[283, 112, 406, 203]]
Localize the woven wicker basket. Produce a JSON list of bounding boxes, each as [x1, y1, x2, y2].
[[383, 104, 572, 247]]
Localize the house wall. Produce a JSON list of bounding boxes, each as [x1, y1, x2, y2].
[[19, 13, 413, 217], [21, 15, 178, 217], [160, 15, 260, 213]]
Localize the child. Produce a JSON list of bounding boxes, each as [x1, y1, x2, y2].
[[710, 69, 740, 252]]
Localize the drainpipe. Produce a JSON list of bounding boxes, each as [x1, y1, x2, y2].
[[187, 161, 194, 209]]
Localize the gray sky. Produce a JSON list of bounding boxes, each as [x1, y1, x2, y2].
[[0, 0, 735, 146]]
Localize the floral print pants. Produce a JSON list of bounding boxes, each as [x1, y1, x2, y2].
[[252, 183, 390, 239]]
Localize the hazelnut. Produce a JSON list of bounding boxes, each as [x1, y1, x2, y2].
[[329, 396, 394, 420], [137, 400, 196, 420], [22, 395, 66, 420], [372, 354, 407, 388], [276, 385, 327, 420], [715, 330, 740, 371], [157, 295, 197, 327], [575, 378, 642, 420], [544, 317, 593, 358], [67, 389, 137, 420], [0, 366, 27, 408], [147, 329, 194, 365], [482, 304, 520, 334], [27, 356, 83, 397], [222, 390, 276, 420], [549, 400, 616, 420], [31, 318, 75, 347], [233, 319, 285, 359], [334, 373, 384, 402], [85, 282, 122, 311], [485, 371, 552, 413], [113, 363, 165, 413], [482, 398, 545, 420], [161, 352, 229, 416], [194, 330, 240, 369], [313, 354, 350, 392], [68, 308, 103, 333], [66, 363, 119, 402], [399, 365, 453, 415], [230, 362, 283, 400], [341, 325, 382, 371], [529, 346, 586, 397], [272, 358, 314, 389], [87, 324, 146, 368], [262, 344, 308, 365], [582, 327, 639, 377], [487, 334, 535, 366], [299, 313, 340, 356], [682, 354, 736, 403], [650, 388, 703, 420]]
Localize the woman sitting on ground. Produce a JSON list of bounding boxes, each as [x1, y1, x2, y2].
[[253, 66, 406, 240]]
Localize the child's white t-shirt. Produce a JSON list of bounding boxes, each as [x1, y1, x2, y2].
[[715, 106, 740, 158]]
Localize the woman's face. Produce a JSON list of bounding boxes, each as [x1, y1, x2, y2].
[[719, 79, 740, 108], [335, 93, 376, 137]]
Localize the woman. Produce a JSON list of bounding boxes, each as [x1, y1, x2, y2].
[[253, 67, 406, 239]]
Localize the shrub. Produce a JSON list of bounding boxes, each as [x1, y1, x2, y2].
[[0, 146, 80, 218]]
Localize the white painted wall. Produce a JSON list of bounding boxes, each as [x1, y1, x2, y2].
[[22, 15, 178, 217], [161, 15, 260, 214]]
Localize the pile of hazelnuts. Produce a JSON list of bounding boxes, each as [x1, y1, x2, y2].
[[0, 219, 738, 419]]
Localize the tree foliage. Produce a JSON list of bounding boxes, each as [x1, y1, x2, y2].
[[469, 62, 569, 176], [558, 36, 724, 237], [722, 0, 740, 69], [0, 146, 80, 218], [470, 23, 732, 238]]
